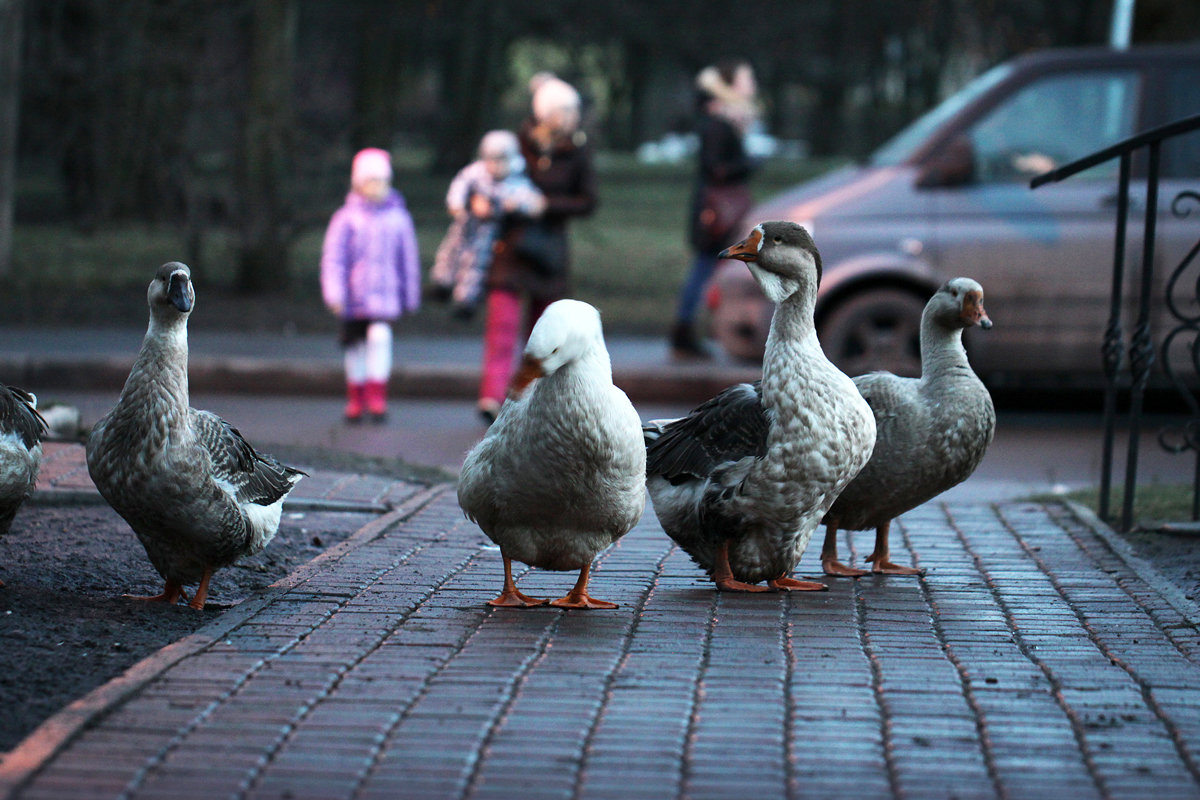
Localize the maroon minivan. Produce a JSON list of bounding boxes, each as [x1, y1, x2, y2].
[[711, 44, 1200, 386]]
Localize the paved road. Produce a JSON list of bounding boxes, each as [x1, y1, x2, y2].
[[2, 446, 1199, 800]]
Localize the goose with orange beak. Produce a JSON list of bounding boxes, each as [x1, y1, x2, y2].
[[458, 299, 646, 609], [821, 277, 995, 576], [644, 221, 876, 592]]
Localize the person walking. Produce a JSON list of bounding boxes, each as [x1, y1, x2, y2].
[[475, 75, 597, 424], [670, 59, 761, 360], [320, 147, 421, 423]]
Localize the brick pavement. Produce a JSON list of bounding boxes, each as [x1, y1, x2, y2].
[[3, 447, 1200, 799]]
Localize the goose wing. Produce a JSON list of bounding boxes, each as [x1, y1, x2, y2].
[[645, 381, 768, 485], [191, 410, 305, 506], [852, 371, 908, 434], [0, 384, 47, 449]]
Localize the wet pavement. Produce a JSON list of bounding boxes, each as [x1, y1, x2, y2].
[[1, 444, 1199, 799]]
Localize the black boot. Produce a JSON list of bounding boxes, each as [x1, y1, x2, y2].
[[670, 321, 712, 360]]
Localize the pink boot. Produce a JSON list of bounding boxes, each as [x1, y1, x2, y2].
[[344, 383, 365, 423], [364, 380, 388, 422]]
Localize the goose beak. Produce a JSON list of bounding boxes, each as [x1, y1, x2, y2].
[[510, 354, 545, 398], [168, 271, 194, 313], [718, 227, 763, 262], [963, 290, 991, 330]]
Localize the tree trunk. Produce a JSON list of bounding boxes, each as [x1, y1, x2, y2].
[[432, 0, 505, 174], [0, 0, 22, 277], [236, 0, 297, 293]]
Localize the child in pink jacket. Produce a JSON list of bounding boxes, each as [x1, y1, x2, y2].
[[321, 148, 421, 422]]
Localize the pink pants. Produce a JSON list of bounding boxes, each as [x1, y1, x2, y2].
[[479, 289, 552, 405]]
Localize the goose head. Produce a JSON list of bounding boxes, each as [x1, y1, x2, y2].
[[147, 262, 195, 323], [511, 299, 606, 394], [928, 277, 992, 331], [719, 221, 822, 304]]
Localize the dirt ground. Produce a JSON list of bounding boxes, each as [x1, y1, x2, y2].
[[0, 502, 378, 752], [1, 474, 1196, 754]]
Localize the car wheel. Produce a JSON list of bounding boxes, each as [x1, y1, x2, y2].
[[819, 288, 926, 378]]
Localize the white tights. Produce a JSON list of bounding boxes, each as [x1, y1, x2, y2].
[[345, 321, 393, 384]]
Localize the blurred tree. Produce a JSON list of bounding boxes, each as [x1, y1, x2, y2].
[[9, 0, 1199, 290], [0, 0, 20, 277], [236, 0, 297, 292], [430, 0, 510, 173]]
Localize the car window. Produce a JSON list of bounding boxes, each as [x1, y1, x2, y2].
[[968, 70, 1139, 182], [1163, 66, 1200, 178], [870, 63, 1013, 166]]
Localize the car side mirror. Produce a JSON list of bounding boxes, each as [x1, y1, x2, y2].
[[916, 135, 975, 189]]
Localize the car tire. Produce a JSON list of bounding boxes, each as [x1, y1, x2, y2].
[[819, 288, 926, 378]]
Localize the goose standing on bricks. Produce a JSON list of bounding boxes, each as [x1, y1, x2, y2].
[[458, 299, 645, 609], [0, 384, 47, 584], [821, 277, 995, 576], [645, 222, 875, 591], [87, 263, 305, 609]]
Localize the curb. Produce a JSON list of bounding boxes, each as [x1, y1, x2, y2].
[[1064, 499, 1200, 625], [0, 357, 760, 404], [0, 482, 451, 799]]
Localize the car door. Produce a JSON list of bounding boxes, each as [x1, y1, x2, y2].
[[928, 67, 1143, 381]]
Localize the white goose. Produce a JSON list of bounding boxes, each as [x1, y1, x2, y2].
[[0, 383, 46, 584], [86, 262, 305, 609], [458, 299, 646, 609], [645, 221, 875, 591], [821, 277, 995, 576]]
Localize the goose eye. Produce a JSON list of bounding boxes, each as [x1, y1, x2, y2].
[[950, 288, 959, 297], [773, 236, 782, 244]]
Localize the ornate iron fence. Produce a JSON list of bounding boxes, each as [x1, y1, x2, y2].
[[1032, 113, 1200, 532]]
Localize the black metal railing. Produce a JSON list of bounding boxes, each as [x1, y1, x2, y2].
[[1032, 112, 1200, 532]]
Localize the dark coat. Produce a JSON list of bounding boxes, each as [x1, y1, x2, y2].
[[689, 111, 755, 253], [488, 119, 598, 299]]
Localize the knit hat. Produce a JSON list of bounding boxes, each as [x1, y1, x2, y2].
[[351, 148, 393, 185], [532, 78, 580, 123]]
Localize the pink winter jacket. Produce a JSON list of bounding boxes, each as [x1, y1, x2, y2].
[[321, 190, 421, 320]]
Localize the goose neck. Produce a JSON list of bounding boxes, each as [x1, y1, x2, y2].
[[130, 318, 190, 398], [919, 316, 970, 379]]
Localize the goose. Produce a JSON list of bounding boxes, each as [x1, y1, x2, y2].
[[86, 262, 305, 609], [645, 221, 875, 591], [458, 299, 646, 609], [0, 383, 46, 584], [821, 277, 995, 576]]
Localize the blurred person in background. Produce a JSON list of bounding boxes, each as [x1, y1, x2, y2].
[[321, 148, 421, 423], [475, 74, 597, 424], [670, 58, 761, 360], [431, 129, 546, 320]]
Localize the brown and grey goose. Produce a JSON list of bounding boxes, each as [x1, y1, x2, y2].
[[821, 277, 995, 576], [86, 262, 305, 609], [645, 221, 876, 592], [0, 383, 47, 584]]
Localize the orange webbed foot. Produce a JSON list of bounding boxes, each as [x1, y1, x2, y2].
[[124, 581, 186, 605], [550, 592, 618, 609], [822, 558, 869, 578], [867, 557, 925, 576], [488, 588, 549, 608], [768, 576, 828, 592], [863, 522, 924, 576], [715, 577, 770, 592], [548, 564, 618, 608], [711, 541, 769, 592], [489, 554, 549, 608]]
